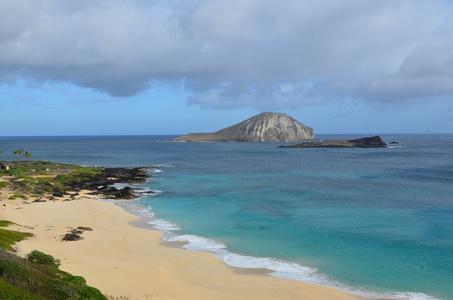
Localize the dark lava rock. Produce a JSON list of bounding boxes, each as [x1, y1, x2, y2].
[[77, 226, 93, 231], [61, 228, 92, 241], [62, 232, 84, 242], [65, 167, 151, 200], [32, 199, 47, 203], [101, 186, 135, 200], [280, 136, 387, 148], [347, 136, 387, 148], [52, 188, 65, 197]]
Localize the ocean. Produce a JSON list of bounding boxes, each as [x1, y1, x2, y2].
[[0, 134, 452, 300]]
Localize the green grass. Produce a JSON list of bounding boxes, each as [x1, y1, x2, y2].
[[0, 221, 33, 252], [8, 194, 27, 200], [1, 161, 79, 179], [0, 161, 104, 197], [0, 220, 16, 227], [0, 277, 46, 300], [0, 181, 9, 188]]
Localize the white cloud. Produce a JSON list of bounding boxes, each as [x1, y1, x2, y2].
[[0, 0, 452, 109]]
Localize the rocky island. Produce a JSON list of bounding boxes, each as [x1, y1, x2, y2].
[[280, 136, 387, 148], [172, 112, 314, 142]]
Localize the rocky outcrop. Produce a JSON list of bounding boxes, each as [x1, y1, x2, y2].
[[67, 167, 151, 200], [172, 112, 314, 142], [280, 136, 387, 148]]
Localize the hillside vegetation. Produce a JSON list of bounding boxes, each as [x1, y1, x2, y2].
[[0, 220, 106, 299]]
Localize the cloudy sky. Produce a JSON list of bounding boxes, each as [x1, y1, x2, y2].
[[1, 0, 453, 136]]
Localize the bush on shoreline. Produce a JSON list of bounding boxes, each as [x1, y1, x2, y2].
[[27, 250, 61, 268]]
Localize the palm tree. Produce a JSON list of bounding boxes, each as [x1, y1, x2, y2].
[[14, 149, 24, 160], [25, 152, 32, 162]]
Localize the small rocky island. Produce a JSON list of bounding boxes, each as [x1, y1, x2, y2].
[[280, 136, 387, 148], [172, 112, 314, 142]]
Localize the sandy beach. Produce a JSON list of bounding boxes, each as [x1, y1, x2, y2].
[[1, 188, 364, 300]]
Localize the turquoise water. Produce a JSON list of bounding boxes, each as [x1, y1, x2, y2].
[[1, 134, 452, 299]]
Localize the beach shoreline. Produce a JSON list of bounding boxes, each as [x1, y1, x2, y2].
[[1, 186, 367, 300]]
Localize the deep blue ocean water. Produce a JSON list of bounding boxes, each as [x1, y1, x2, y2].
[[1, 134, 452, 300]]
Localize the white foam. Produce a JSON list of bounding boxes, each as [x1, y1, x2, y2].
[[132, 206, 155, 218], [390, 293, 441, 300], [133, 188, 162, 197], [166, 234, 227, 252], [359, 291, 441, 300], [148, 219, 181, 232], [112, 183, 130, 189], [222, 253, 320, 280]]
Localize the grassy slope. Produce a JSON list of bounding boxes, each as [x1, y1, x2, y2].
[[0, 221, 34, 252], [0, 221, 106, 299]]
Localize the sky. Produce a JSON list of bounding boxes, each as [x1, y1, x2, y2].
[[1, 0, 453, 136]]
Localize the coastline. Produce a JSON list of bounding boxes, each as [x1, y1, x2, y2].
[[1, 191, 366, 299]]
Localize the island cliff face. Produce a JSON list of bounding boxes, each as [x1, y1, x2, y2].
[[172, 112, 314, 142]]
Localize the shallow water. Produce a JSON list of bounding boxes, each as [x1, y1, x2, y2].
[[1, 134, 452, 299]]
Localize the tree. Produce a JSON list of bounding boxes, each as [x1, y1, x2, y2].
[[25, 151, 32, 162], [13, 149, 24, 161]]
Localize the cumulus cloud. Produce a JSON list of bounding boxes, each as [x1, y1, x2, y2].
[[0, 0, 452, 109]]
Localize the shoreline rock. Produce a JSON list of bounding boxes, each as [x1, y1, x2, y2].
[[68, 167, 152, 200]]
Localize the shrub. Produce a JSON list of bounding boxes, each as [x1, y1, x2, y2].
[[36, 177, 53, 183], [0, 181, 9, 188], [55, 175, 69, 183], [27, 250, 61, 268]]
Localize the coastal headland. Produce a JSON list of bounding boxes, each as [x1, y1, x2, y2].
[[1, 161, 367, 299]]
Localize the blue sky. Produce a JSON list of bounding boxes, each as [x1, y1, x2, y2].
[[1, 0, 453, 136]]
